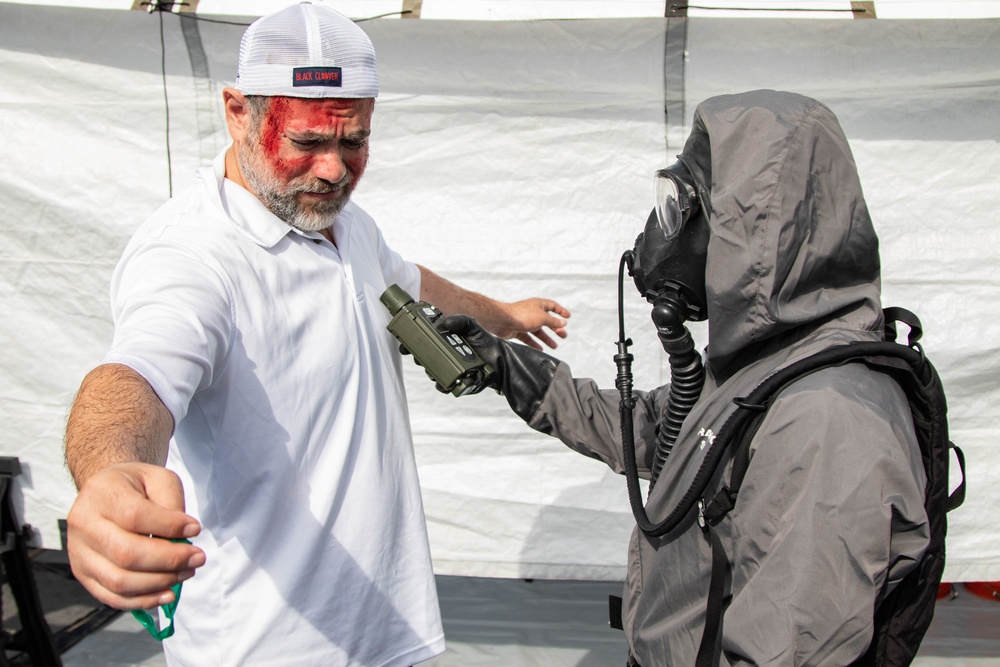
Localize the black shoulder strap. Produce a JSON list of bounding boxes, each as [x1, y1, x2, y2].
[[695, 309, 966, 666], [696, 343, 891, 667], [627, 341, 903, 538]]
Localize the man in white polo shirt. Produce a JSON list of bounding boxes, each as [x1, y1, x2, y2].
[[62, 4, 569, 665]]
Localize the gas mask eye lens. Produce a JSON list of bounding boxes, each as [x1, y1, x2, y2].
[[654, 171, 687, 240]]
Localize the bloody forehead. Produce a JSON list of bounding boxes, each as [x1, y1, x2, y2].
[[255, 96, 372, 178], [264, 96, 365, 133], [259, 97, 369, 161]]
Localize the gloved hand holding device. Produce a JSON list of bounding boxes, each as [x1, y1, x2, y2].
[[435, 314, 560, 422], [381, 284, 560, 420]]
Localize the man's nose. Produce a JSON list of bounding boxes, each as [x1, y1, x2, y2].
[[313, 149, 347, 185]]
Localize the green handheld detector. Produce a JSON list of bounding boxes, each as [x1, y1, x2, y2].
[[381, 284, 495, 397]]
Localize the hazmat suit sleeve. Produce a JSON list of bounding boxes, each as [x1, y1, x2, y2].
[[528, 362, 670, 479]]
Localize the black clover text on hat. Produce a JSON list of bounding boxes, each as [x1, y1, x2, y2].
[[235, 2, 378, 99]]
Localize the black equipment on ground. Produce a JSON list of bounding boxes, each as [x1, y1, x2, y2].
[[381, 284, 495, 397]]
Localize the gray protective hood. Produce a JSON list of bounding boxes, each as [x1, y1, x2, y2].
[[678, 90, 883, 377]]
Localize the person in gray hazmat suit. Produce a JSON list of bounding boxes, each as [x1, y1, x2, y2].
[[437, 90, 930, 665]]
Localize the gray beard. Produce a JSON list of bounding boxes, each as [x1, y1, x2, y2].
[[237, 143, 351, 233]]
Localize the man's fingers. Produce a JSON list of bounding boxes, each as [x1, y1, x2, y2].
[[66, 463, 205, 611], [529, 329, 558, 350], [532, 299, 571, 320], [547, 301, 572, 319], [104, 527, 205, 574], [515, 332, 542, 350], [540, 299, 571, 325], [76, 562, 196, 610], [509, 299, 570, 336], [69, 505, 205, 577], [532, 309, 568, 332], [69, 527, 203, 610], [86, 463, 198, 541]]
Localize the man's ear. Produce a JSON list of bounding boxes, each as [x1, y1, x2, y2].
[[222, 88, 253, 144]]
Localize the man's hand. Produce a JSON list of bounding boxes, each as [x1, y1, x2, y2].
[[66, 462, 205, 610], [417, 266, 571, 350], [489, 298, 570, 350]]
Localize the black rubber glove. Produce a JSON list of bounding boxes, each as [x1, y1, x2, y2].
[[439, 315, 560, 423]]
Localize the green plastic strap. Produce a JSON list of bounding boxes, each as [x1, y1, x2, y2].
[[131, 538, 191, 641]]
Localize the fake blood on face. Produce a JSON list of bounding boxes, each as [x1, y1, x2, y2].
[[258, 96, 369, 183], [260, 97, 305, 177]]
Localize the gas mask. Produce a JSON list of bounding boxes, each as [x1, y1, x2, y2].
[[626, 160, 710, 325]]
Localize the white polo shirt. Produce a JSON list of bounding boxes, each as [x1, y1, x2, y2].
[[103, 149, 444, 666]]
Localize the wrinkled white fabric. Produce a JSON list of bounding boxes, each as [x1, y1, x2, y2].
[[103, 149, 444, 666]]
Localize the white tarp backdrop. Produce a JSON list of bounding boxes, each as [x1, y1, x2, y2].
[[1, 1, 997, 583]]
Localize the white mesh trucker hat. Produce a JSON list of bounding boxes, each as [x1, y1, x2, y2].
[[235, 2, 378, 99]]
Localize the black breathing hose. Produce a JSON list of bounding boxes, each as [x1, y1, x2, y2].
[[616, 251, 706, 537], [648, 300, 705, 489]]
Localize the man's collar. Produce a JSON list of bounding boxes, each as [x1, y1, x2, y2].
[[203, 146, 343, 248]]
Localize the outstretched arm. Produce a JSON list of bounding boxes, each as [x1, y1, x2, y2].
[[437, 315, 667, 473], [64, 363, 205, 610], [418, 265, 570, 350]]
